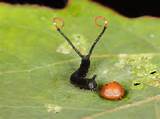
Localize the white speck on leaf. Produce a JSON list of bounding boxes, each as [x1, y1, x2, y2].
[[56, 34, 89, 55], [103, 70, 108, 74], [149, 34, 155, 38], [128, 28, 133, 32], [45, 104, 62, 113], [114, 54, 128, 68], [56, 44, 71, 54], [40, 16, 46, 21], [118, 54, 128, 58]]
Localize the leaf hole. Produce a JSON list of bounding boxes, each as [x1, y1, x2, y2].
[[134, 82, 141, 86], [150, 71, 156, 74]]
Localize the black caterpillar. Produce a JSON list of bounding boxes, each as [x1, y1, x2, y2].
[[54, 17, 108, 91]]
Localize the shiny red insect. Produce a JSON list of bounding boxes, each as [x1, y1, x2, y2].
[[100, 81, 125, 100]]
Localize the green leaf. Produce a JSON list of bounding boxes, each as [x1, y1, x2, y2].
[[0, 1, 160, 119]]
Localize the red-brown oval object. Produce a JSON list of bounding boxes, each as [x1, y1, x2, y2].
[[100, 81, 125, 100]]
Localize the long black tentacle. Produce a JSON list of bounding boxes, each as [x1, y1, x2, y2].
[[57, 28, 83, 58], [88, 26, 107, 58]]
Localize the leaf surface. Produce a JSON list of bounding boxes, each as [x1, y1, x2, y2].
[[0, 1, 160, 119]]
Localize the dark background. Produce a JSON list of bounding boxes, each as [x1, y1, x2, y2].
[[1, 0, 159, 18]]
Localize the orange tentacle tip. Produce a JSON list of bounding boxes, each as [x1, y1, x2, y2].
[[95, 16, 108, 28], [53, 17, 64, 29], [100, 81, 125, 100]]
